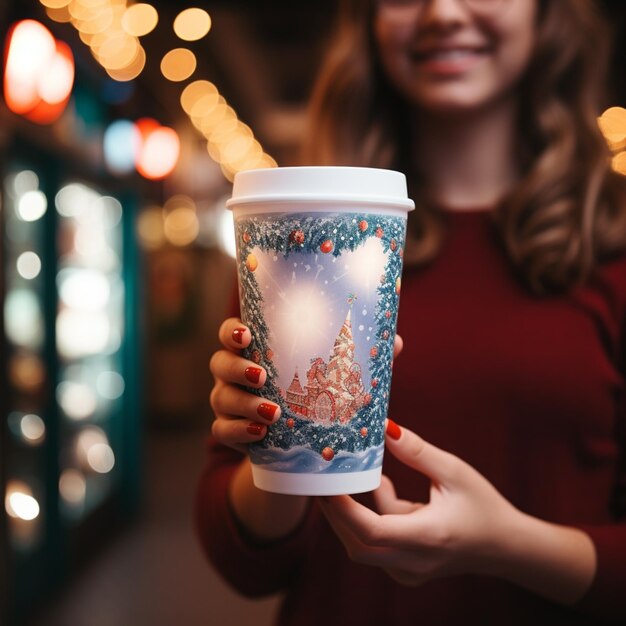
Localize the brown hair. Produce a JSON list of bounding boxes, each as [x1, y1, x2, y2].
[[303, 0, 626, 294]]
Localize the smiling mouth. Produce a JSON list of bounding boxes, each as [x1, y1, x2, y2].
[[412, 47, 490, 62]]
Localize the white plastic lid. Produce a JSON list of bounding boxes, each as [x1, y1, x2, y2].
[[226, 166, 414, 211]]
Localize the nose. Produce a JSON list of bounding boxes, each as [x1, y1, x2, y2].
[[419, 0, 471, 28]]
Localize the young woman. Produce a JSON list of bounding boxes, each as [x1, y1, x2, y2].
[[197, 1, 626, 623]]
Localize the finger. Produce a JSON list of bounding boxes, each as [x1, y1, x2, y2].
[[211, 382, 281, 424], [393, 334, 403, 360], [217, 317, 251, 351], [385, 419, 462, 487], [209, 350, 267, 388], [318, 498, 395, 567], [211, 414, 267, 449], [318, 495, 396, 548], [372, 475, 422, 515]]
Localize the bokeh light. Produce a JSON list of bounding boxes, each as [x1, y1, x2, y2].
[[5, 482, 40, 521], [16, 251, 42, 280], [17, 190, 47, 221], [136, 126, 180, 180], [121, 3, 158, 37], [173, 8, 211, 41], [160, 48, 196, 82], [104, 120, 140, 174]]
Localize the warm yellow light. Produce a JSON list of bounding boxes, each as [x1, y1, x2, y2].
[[173, 8, 211, 41], [5, 482, 40, 521], [137, 206, 165, 249], [612, 152, 626, 176], [46, 6, 73, 22], [160, 48, 196, 82], [74, 7, 114, 35], [221, 135, 255, 166], [220, 162, 236, 183], [122, 3, 158, 37], [59, 469, 86, 505], [105, 44, 146, 81], [40, 0, 71, 8], [163, 207, 199, 246], [180, 80, 217, 114], [207, 141, 221, 162], [197, 101, 229, 134], [207, 117, 239, 143], [598, 107, 626, 153], [97, 33, 140, 70], [164, 194, 196, 213], [189, 92, 222, 121]]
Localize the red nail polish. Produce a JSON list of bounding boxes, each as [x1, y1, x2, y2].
[[386, 419, 401, 440], [257, 403, 278, 421], [232, 327, 246, 344], [244, 367, 262, 384], [247, 422, 265, 436]]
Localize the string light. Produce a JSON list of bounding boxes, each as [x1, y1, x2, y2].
[[599, 107, 626, 176], [160, 48, 196, 82], [173, 8, 211, 41]]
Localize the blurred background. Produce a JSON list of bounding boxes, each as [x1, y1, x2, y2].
[[0, 1, 624, 625]]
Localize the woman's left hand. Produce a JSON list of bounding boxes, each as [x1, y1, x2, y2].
[[318, 420, 521, 587]]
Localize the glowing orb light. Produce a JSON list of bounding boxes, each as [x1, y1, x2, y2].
[[3, 20, 74, 124], [104, 120, 141, 174]]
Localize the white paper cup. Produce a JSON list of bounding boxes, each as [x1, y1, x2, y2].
[[227, 166, 414, 495]]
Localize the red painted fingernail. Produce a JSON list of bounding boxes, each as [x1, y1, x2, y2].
[[232, 327, 246, 344], [247, 422, 265, 436], [257, 403, 278, 421], [244, 367, 262, 384], [386, 419, 401, 440]]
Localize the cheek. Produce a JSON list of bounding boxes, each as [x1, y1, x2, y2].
[[373, 18, 415, 87]]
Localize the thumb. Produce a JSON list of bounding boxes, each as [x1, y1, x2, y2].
[[384, 419, 461, 486]]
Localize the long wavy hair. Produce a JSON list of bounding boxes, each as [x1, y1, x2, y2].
[[302, 0, 626, 294]]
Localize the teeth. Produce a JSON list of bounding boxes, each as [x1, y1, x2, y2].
[[419, 49, 479, 61]]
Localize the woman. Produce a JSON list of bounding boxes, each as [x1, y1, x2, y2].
[[197, 1, 626, 623]]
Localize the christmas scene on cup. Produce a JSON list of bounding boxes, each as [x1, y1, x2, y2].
[[235, 211, 406, 474]]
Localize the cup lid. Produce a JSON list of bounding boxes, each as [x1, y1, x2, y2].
[[226, 166, 415, 211]]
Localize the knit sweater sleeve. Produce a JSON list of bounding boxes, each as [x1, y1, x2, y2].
[[193, 436, 319, 598], [572, 263, 626, 623], [573, 384, 626, 621]]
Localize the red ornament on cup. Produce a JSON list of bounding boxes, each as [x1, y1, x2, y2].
[[320, 239, 334, 253], [358, 220, 368, 232], [321, 447, 335, 461], [289, 229, 305, 244]]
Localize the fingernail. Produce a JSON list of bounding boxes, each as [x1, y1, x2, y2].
[[247, 422, 265, 436], [244, 367, 262, 384], [386, 419, 401, 440], [257, 403, 278, 421], [232, 327, 246, 344]]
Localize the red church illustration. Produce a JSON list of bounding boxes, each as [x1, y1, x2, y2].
[[284, 309, 369, 424]]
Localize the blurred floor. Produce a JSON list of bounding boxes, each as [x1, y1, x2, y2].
[[28, 427, 281, 626]]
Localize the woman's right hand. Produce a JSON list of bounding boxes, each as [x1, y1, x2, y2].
[[209, 317, 282, 455], [209, 317, 310, 542]]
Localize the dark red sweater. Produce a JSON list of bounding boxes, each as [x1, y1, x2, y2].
[[195, 209, 626, 625]]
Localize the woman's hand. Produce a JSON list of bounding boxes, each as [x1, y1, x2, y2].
[[209, 317, 281, 454], [209, 317, 310, 542], [318, 421, 596, 604]]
